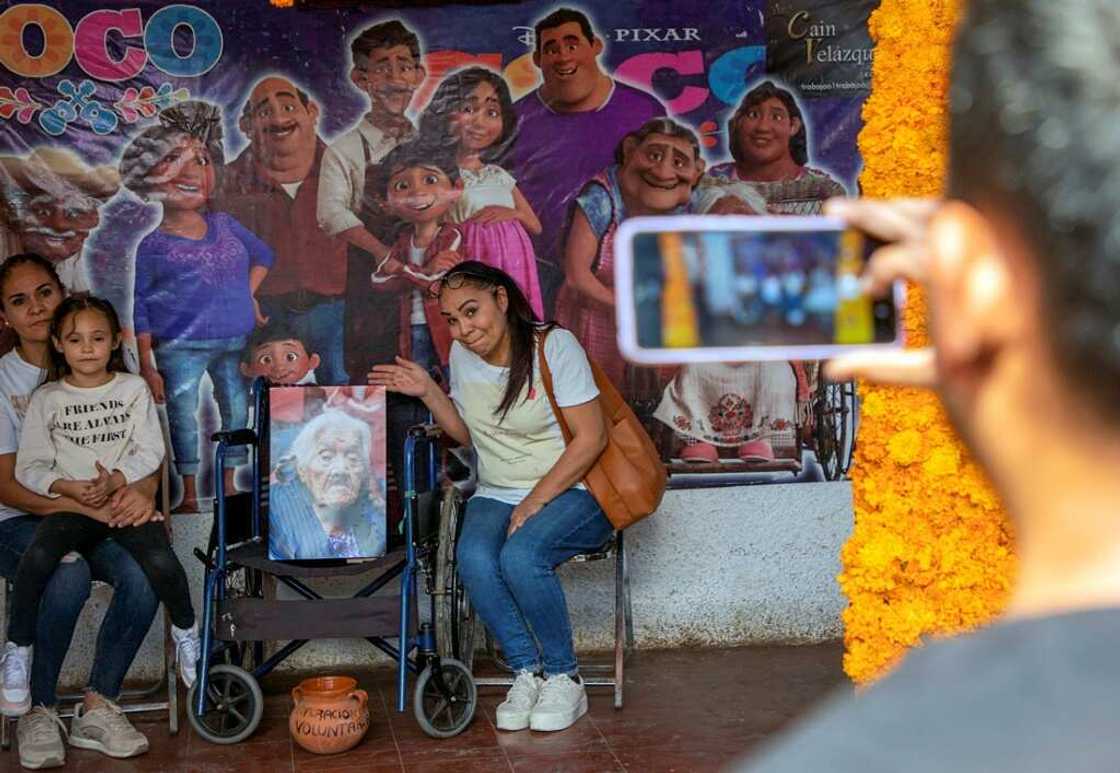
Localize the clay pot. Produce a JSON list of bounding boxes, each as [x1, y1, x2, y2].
[[289, 676, 370, 755]]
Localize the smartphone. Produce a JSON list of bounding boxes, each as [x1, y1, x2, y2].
[[613, 215, 905, 364]]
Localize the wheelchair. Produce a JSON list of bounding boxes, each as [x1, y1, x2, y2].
[[187, 380, 480, 743]]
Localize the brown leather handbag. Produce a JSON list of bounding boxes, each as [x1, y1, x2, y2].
[[538, 330, 667, 530]]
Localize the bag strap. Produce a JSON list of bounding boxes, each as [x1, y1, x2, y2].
[[537, 328, 575, 445]]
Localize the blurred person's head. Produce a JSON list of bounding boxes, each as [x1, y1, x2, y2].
[[933, 0, 1120, 535]]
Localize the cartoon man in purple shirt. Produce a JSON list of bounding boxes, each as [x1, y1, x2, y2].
[[509, 7, 666, 314]]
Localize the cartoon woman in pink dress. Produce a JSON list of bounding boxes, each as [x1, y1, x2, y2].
[[419, 67, 544, 319]]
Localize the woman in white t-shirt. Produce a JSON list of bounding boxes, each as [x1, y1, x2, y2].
[[0, 254, 157, 766], [370, 261, 611, 735]]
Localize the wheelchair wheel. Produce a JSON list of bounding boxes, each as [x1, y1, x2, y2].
[[814, 379, 858, 481], [413, 658, 477, 739], [434, 487, 480, 670], [187, 664, 263, 745]]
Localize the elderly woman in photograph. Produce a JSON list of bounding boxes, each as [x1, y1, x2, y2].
[[268, 411, 387, 560]]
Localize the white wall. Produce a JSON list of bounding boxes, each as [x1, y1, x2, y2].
[[35, 481, 852, 689]]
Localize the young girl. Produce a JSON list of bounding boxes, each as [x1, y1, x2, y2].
[[6, 296, 201, 700], [120, 101, 273, 512], [419, 67, 545, 319]]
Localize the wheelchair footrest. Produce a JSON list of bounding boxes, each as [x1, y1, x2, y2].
[[216, 597, 407, 641]]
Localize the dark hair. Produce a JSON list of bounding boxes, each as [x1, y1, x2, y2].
[[614, 117, 702, 165], [46, 296, 127, 382], [534, 8, 595, 52], [435, 261, 552, 421], [418, 67, 516, 164], [949, 0, 1120, 422], [371, 135, 460, 200], [352, 19, 421, 63], [729, 81, 808, 166], [120, 100, 225, 196], [0, 253, 64, 312], [241, 319, 312, 365]]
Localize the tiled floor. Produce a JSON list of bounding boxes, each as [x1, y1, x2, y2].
[[0, 643, 846, 772]]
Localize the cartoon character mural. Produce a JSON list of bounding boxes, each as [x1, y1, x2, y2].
[[316, 20, 427, 384], [0, 1, 873, 502], [215, 76, 350, 386], [365, 135, 465, 497], [656, 80, 850, 464], [120, 101, 272, 512], [509, 8, 666, 313], [419, 67, 545, 319]]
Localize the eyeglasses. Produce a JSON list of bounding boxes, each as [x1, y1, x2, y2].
[[426, 267, 499, 299]]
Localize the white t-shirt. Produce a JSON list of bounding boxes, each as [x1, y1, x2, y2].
[[0, 349, 45, 522], [16, 372, 164, 497], [449, 328, 599, 505]]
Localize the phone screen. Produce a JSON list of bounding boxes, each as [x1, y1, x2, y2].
[[630, 227, 898, 351]]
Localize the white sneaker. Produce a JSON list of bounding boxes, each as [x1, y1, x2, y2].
[[171, 623, 201, 689], [495, 670, 543, 731], [17, 705, 66, 769], [0, 642, 31, 716], [529, 674, 587, 732]]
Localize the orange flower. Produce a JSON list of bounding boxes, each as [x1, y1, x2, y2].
[[842, 0, 1015, 684]]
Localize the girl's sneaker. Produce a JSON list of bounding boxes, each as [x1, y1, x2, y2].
[[17, 706, 66, 769], [0, 641, 31, 716], [171, 624, 201, 689], [69, 699, 148, 758]]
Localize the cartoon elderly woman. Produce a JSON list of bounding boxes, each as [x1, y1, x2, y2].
[[120, 101, 273, 511]]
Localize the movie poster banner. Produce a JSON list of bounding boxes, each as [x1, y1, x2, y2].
[[0, 0, 874, 505]]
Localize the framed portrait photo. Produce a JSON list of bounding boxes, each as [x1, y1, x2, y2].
[[267, 385, 388, 562]]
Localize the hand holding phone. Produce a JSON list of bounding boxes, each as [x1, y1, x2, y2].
[[821, 198, 939, 387], [613, 214, 907, 365]]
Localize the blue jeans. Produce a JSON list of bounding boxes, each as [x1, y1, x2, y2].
[[259, 296, 347, 386], [157, 336, 249, 474], [0, 516, 159, 707], [456, 490, 613, 676]]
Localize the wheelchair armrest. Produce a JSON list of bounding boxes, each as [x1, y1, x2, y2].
[[210, 428, 257, 447]]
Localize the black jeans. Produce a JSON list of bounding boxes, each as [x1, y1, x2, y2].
[[9, 515, 194, 645], [0, 515, 158, 707]]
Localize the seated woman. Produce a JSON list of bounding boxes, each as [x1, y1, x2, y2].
[[0, 253, 159, 768], [370, 262, 611, 734]]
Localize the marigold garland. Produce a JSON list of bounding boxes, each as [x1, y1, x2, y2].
[[840, 0, 1017, 683]]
